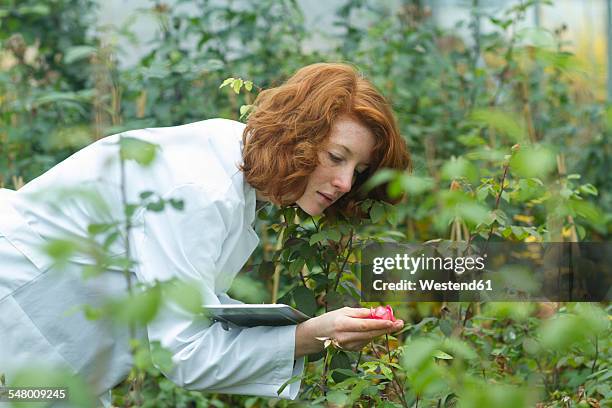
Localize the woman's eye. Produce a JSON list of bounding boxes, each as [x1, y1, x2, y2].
[[328, 152, 343, 163]]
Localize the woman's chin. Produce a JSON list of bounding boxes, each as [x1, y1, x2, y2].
[[296, 201, 324, 216]]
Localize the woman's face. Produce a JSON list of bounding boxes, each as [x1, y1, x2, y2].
[[296, 115, 375, 215]]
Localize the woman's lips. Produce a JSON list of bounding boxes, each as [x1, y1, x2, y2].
[[317, 191, 333, 204]]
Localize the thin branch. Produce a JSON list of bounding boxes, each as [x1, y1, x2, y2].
[[483, 159, 511, 252], [119, 137, 134, 343], [333, 229, 354, 291], [355, 350, 363, 373], [321, 349, 331, 396], [385, 334, 409, 408], [591, 335, 599, 373]]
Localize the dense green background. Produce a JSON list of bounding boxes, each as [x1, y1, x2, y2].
[[1, 1, 610, 407]]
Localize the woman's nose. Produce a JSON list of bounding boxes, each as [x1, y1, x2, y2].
[[332, 169, 353, 193]]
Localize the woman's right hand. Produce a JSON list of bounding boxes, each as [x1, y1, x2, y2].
[[294, 307, 404, 358]]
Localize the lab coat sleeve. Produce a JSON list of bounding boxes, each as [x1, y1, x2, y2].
[[133, 184, 304, 399]]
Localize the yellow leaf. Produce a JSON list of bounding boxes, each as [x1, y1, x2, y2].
[[513, 214, 533, 224]]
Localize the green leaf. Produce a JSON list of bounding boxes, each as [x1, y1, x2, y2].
[[239, 104, 253, 119], [433, 350, 454, 360], [325, 290, 343, 311], [439, 319, 452, 337], [510, 225, 527, 240], [288, 258, 306, 275], [331, 351, 352, 382], [83, 305, 103, 320], [604, 105, 612, 131], [17, 4, 50, 15], [325, 229, 341, 242], [570, 200, 604, 225], [489, 209, 509, 226], [458, 132, 487, 147], [442, 338, 478, 360], [293, 286, 317, 317], [228, 274, 269, 304], [244, 80, 253, 91], [509, 145, 556, 178], [456, 202, 490, 225], [87, 222, 113, 236], [309, 232, 326, 245], [150, 341, 174, 372], [232, 78, 243, 94], [103, 231, 120, 249], [169, 198, 184, 211], [219, 77, 235, 88], [125, 204, 139, 218], [113, 285, 162, 325], [401, 337, 439, 372], [258, 261, 275, 276], [64, 45, 97, 64], [363, 168, 396, 192], [326, 391, 349, 406], [579, 183, 598, 196], [400, 174, 435, 195], [139, 191, 154, 200], [470, 109, 525, 142], [441, 156, 479, 183], [119, 137, 158, 166], [370, 201, 385, 224], [45, 239, 78, 263], [276, 375, 302, 396], [146, 200, 165, 212], [164, 280, 202, 314]]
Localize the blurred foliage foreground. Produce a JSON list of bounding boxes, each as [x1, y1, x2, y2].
[[1, 0, 611, 407]]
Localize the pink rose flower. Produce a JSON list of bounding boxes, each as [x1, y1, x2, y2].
[[368, 305, 396, 322]]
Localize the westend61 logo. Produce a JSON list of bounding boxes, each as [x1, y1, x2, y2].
[[361, 242, 612, 302], [372, 253, 487, 275]]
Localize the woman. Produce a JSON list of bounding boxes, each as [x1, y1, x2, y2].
[[0, 63, 410, 404]]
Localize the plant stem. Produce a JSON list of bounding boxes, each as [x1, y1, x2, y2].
[[118, 137, 134, 340], [321, 349, 331, 396], [591, 335, 599, 373], [272, 212, 290, 303], [462, 302, 473, 328], [385, 334, 409, 408], [355, 350, 363, 373], [482, 158, 510, 252], [333, 229, 354, 291]]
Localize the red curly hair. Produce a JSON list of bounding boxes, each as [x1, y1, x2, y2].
[[241, 62, 411, 213]]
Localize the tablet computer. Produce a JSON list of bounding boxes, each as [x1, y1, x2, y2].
[[203, 304, 311, 327]]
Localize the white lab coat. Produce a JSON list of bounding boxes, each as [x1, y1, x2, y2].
[[0, 118, 304, 404]]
